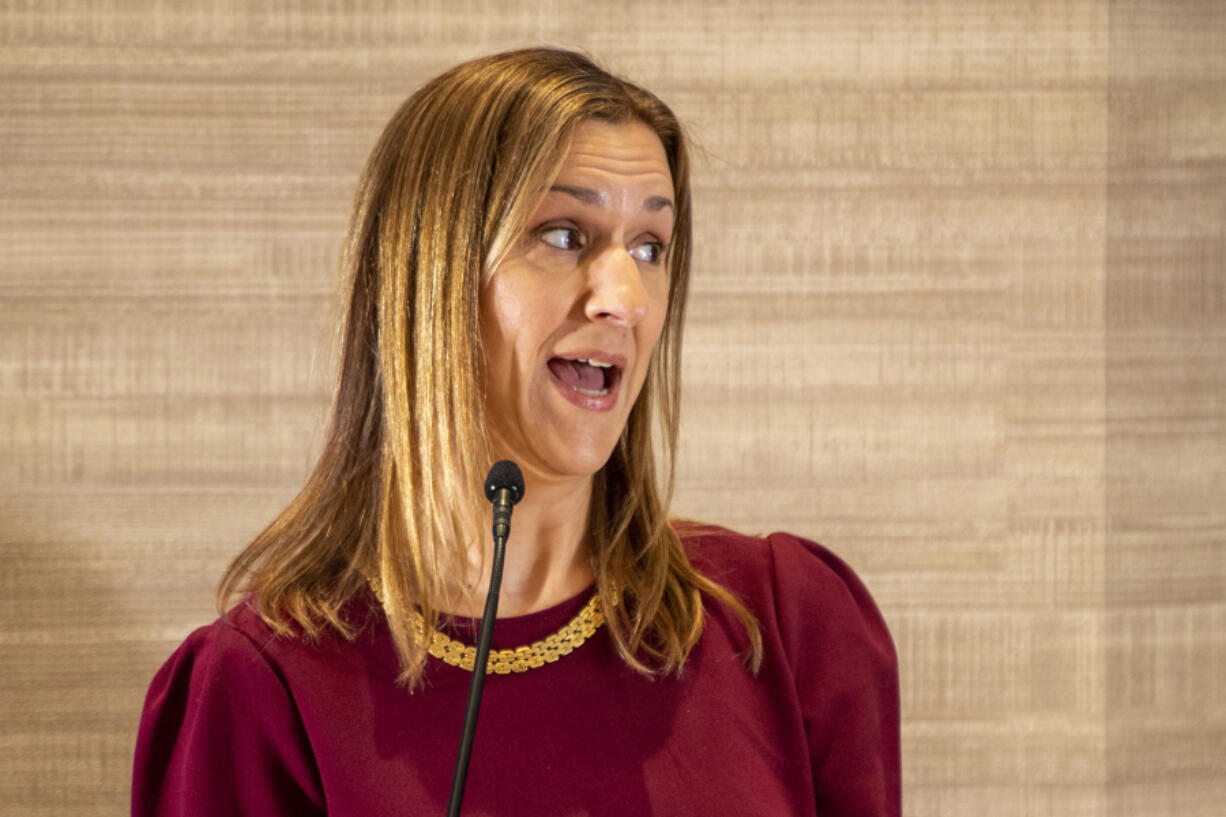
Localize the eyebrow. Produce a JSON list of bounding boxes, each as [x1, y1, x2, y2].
[[550, 184, 674, 213]]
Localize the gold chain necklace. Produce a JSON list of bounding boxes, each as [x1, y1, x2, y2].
[[370, 578, 606, 674], [412, 595, 604, 674]]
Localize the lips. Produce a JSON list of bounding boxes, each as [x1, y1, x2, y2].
[[546, 353, 625, 410]]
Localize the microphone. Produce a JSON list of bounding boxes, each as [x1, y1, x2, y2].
[[447, 460, 524, 817], [485, 459, 524, 544]]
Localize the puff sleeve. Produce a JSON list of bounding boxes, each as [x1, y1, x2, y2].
[[131, 619, 326, 816], [767, 532, 901, 817]]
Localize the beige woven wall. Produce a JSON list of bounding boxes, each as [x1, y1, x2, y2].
[[1105, 2, 1225, 813], [1, 1, 1222, 815]]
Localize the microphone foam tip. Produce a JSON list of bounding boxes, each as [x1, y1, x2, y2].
[[484, 460, 524, 504]]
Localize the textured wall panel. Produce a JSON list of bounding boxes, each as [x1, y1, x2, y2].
[[1105, 2, 1226, 816], [0, 2, 1221, 816]]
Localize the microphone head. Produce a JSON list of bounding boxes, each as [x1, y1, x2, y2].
[[484, 460, 525, 505]]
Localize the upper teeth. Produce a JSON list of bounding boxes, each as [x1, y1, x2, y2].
[[577, 358, 613, 368]]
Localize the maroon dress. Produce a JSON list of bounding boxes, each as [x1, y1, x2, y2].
[[132, 526, 900, 816]]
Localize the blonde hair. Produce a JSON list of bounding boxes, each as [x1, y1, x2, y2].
[[218, 47, 761, 684]]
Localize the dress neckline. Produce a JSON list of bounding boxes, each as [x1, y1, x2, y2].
[[437, 584, 597, 651]]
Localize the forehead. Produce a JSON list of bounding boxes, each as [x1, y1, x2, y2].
[[551, 120, 674, 197]]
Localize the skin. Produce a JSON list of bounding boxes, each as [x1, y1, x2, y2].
[[470, 120, 675, 617]]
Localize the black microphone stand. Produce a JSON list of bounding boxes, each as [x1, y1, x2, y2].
[[447, 461, 521, 817], [446, 530, 506, 817]]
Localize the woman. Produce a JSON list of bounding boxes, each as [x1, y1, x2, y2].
[[133, 48, 900, 816]]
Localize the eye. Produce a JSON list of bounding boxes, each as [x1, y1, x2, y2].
[[630, 239, 667, 266], [538, 226, 584, 251]]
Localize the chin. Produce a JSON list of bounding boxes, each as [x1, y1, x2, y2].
[[490, 400, 633, 485], [549, 449, 618, 482], [524, 434, 622, 484]]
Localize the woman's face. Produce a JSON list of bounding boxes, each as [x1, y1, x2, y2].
[[480, 119, 674, 487]]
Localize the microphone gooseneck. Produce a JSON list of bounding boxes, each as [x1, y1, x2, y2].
[[447, 460, 524, 817]]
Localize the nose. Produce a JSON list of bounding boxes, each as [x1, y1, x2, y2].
[[583, 245, 650, 326]]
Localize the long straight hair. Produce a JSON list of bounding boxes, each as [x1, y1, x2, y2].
[[218, 48, 761, 685]]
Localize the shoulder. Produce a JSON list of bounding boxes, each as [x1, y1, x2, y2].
[[674, 521, 896, 670], [674, 521, 880, 614], [159, 600, 285, 672], [133, 601, 327, 814], [141, 601, 298, 727], [148, 597, 380, 700], [675, 521, 856, 579], [673, 522, 901, 815]]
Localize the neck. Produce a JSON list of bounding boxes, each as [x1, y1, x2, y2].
[[456, 470, 596, 618]]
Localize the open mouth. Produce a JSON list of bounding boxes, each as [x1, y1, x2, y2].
[[546, 356, 622, 397]]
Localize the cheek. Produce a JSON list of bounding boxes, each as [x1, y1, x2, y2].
[[480, 271, 559, 384], [629, 289, 669, 394], [480, 277, 529, 361], [644, 279, 670, 346]]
